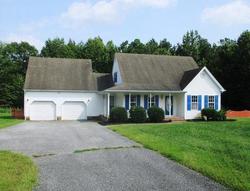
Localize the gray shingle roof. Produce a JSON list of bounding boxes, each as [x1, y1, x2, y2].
[[180, 68, 201, 90], [24, 57, 113, 91], [108, 53, 199, 91]]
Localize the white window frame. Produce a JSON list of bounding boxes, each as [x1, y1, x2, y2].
[[130, 95, 137, 108], [191, 96, 198, 110], [148, 95, 156, 108], [208, 96, 215, 109]]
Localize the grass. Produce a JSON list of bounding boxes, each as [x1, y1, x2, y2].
[[109, 118, 250, 191], [0, 108, 23, 129], [0, 151, 38, 191]]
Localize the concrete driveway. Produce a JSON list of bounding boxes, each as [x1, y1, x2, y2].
[[0, 121, 227, 191]]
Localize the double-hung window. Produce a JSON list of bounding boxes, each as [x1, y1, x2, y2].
[[130, 95, 137, 108], [191, 96, 198, 110], [148, 96, 156, 108], [208, 96, 215, 109]]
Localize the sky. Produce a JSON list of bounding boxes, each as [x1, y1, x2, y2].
[[0, 0, 249, 50]]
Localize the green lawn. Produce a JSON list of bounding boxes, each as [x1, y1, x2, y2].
[[0, 108, 23, 129], [0, 151, 38, 191], [109, 118, 250, 191]]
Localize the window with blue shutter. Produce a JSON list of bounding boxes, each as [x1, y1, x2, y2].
[[144, 95, 148, 110], [125, 95, 129, 110], [137, 95, 141, 107], [113, 72, 117, 83], [187, 95, 191, 111], [204, 95, 208, 108], [155, 95, 159, 107], [215, 95, 219, 110], [198, 95, 202, 111]]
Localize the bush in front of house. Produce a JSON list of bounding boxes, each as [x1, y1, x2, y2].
[[216, 109, 227, 121], [147, 107, 165, 122], [109, 107, 128, 123], [201, 108, 227, 121], [129, 106, 147, 123]]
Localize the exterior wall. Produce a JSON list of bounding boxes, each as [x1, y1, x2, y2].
[[24, 91, 104, 119], [110, 93, 185, 118], [112, 58, 123, 85], [183, 69, 222, 119]]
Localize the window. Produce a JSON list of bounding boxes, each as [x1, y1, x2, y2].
[[191, 96, 198, 110], [148, 96, 156, 108], [113, 72, 117, 83], [208, 96, 215, 109], [130, 95, 137, 108]]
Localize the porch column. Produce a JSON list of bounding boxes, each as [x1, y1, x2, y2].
[[129, 93, 131, 110], [107, 93, 110, 117], [169, 93, 171, 117]]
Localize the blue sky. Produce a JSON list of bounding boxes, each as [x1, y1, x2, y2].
[[0, 0, 249, 50]]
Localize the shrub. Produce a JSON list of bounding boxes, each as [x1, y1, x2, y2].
[[109, 107, 128, 123], [201, 108, 217, 120], [201, 108, 226, 121], [216, 110, 227, 121], [129, 106, 147, 123], [147, 107, 164, 123]]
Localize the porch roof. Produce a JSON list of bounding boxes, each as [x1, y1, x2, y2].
[[104, 83, 185, 93]]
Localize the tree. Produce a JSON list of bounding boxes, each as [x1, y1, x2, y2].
[[127, 39, 146, 53], [175, 30, 211, 66], [83, 37, 108, 72], [41, 38, 76, 58], [106, 41, 118, 72], [2, 42, 38, 75], [234, 31, 250, 109], [145, 39, 158, 54], [0, 42, 38, 107]]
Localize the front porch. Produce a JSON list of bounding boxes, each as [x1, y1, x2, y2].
[[104, 91, 185, 120]]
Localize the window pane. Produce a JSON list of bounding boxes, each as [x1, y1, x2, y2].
[[130, 95, 137, 108], [191, 96, 198, 110]]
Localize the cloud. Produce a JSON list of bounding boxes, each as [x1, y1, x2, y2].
[[61, 0, 176, 28], [5, 34, 43, 50], [201, 0, 250, 26]]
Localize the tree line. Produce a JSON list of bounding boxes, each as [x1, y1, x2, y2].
[[0, 30, 249, 109]]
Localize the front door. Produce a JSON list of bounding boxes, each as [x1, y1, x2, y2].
[[165, 96, 173, 116]]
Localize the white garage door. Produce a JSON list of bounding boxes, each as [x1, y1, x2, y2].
[[30, 101, 56, 121], [62, 101, 87, 120]]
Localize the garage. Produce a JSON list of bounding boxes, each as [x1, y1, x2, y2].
[[62, 101, 87, 120], [30, 101, 56, 121]]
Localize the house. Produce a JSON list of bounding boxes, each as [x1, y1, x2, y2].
[[24, 53, 225, 121]]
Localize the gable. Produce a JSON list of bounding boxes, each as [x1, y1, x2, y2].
[[183, 67, 225, 94], [112, 58, 123, 84]]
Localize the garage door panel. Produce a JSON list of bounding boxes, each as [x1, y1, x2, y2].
[[30, 101, 56, 121], [62, 101, 87, 120]]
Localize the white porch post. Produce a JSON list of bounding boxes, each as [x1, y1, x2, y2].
[[107, 93, 110, 117], [129, 93, 131, 110], [169, 93, 171, 117]]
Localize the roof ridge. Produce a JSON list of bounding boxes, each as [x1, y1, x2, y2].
[[115, 52, 194, 59]]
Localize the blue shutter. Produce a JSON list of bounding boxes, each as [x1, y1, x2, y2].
[[155, 95, 159, 107], [125, 95, 129, 110], [198, 95, 202, 111], [215, 95, 219, 110], [137, 95, 141, 107], [187, 95, 191, 111], [171, 96, 173, 115], [144, 95, 148, 110], [204, 95, 208, 108], [114, 72, 117, 83]]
